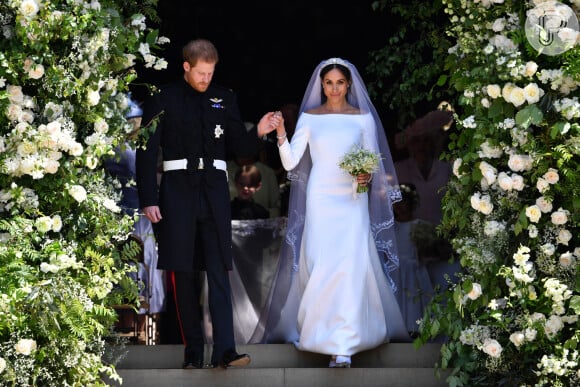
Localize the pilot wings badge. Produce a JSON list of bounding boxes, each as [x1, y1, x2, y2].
[[210, 97, 224, 109]]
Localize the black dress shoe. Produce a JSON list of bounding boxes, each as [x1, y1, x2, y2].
[[182, 357, 204, 369], [213, 349, 251, 369], [182, 348, 204, 369]]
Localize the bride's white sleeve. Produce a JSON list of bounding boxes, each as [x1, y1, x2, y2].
[[278, 116, 310, 171]]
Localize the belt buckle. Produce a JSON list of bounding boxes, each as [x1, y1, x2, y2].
[[198, 158, 204, 170]]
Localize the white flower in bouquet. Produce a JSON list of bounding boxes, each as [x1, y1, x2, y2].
[[338, 144, 381, 194]]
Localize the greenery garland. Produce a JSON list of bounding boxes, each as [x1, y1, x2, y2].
[[411, 1, 580, 386], [0, 0, 166, 385]]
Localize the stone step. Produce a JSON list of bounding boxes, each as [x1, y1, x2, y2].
[[111, 343, 448, 387], [116, 343, 442, 369]]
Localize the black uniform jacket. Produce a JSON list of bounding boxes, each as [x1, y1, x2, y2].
[[136, 80, 262, 271]]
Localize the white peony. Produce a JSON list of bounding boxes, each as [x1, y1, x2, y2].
[[525, 205, 541, 223], [536, 177, 550, 193], [467, 283, 482, 300], [482, 338, 503, 358], [558, 252, 574, 268], [486, 84, 501, 98], [551, 208, 568, 225], [542, 168, 559, 184], [509, 331, 525, 347], [535, 196, 553, 213], [68, 185, 87, 203], [556, 229, 572, 245], [508, 87, 526, 107], [523, 83, 543, 104], [14, 338, 37, 355]]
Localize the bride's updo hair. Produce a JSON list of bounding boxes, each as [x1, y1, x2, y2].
[[320, 62, 351, 81]]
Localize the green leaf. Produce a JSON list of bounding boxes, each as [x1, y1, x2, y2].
[[570, 295, 580, 315], [515, 105, 543, 129], [550, 121, 571, 139]]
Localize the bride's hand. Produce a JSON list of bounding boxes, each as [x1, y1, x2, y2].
[[356, 173, 372, 186]]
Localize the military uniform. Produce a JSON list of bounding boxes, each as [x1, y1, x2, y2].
[[136, 79, 262, 366]]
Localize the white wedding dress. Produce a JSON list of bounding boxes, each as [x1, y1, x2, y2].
[[278, 113, 408, 356]]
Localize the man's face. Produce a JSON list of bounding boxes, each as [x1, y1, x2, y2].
[[183, 60, 215, 92]]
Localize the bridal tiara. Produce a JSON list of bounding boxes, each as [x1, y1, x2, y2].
[[321, 57, 348, 67]]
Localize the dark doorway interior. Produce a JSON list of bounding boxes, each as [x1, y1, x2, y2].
[[137, 0, 391, 123]]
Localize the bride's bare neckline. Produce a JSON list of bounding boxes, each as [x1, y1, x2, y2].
[[306, 105, 360, 115]]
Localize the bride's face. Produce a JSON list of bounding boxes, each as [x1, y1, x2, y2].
[[321, 69, 349, 102]]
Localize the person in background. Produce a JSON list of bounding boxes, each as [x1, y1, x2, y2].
[[227, 149, 280, 218], [259, 58, 408, 368], [394, 106, 459, 291], [104, 97, 165, 342], [135, 38, 280, 369], [231, 164, 269, 220], [392, 182, 433, 336]]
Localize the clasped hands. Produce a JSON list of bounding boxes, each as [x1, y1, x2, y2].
[[257, 111, 285, 141]]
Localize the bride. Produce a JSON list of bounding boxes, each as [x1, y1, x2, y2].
[[256, 58, 409, 367]]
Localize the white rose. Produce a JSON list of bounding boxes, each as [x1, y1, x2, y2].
[[40, 262, 59, 273], [19, 0, 39, 18], [0, 357, 5, 373], [86, 156, 98, 170], [508, 87, 526, 107], [28, 63, 44, 79], [541, 243, 556, 256], [523, 83, 543, 104], [509, 331, 525, 347], [482, 338, 503, 358], [44, 159, 59, 174], [14, 338, 37, 355], [68, 142, 84, 157], [523, 328, 536, 342], [511, 174, 524, 191], [535, 196, 553, 213], [486, 84, 501, 98], [453, 158, 463, 178], [479, 161, 497, 185], [51, 215, 62, 232], [536, 177, 550, 193], [35, 216, 53, 233], [478, 195, 494, 215], [525, 205, 542, 223], [102, 198, 121, 213], [68, 185, 87, 203], [558, 252, 574, 268], [551, 209, 568, 225], [467, 283, 482, 300], [497, 172, 513, 191], [491, 18, 506, 32], [508, 154, 532, 172], [556, 229, 572, 245], [542, 168, 559, 184], [523, 61, 538, 77], [87, 89, 100, 106], [544, 315, 564, 338]]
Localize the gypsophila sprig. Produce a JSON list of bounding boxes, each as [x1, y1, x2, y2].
[[0, 0, 166, 385], [338, 144, 381, 193]]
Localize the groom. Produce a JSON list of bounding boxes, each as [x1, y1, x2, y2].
[[136, 38, 279, 368]]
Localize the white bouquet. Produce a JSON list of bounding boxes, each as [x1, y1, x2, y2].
[[338, 144, 381, 193]]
